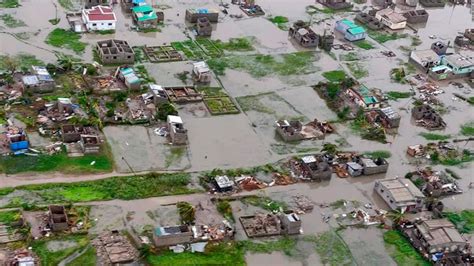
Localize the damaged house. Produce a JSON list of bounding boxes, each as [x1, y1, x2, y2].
[[401, 219, 472, 264], [409, 169, 463, 197], [374, 177, 425, 213], [147, 84, 169, 105], [411, 104, 446, 130], [4, 125, 29, 153], [275, 119, 333, 142], [48, 205, 69, 232], [21, 66, 55, 94], [93, 231, 139, 265], [429, 54, 474, 81], [214, 175, 234, 192], [185, 8, 219, 23], [375, 8, 407, 30], [240, 211, 302, 238], [299, 155, 332, 181], [37, 98, 88, 129], [403, 9, 429, 24], [196, 17, 213, 37], [96, 39, 135, 65], [118, 67, 141, 90], [409, 49, 440, 70], [345, 84, 383, 109], [167, 115, 187, 145], [317, 0, 352, 10], [153, 225, 193, 247], [288, 21, 319, 48], [359, 157, 389, 175], [84, 0, 108, 8], [365, 106, 401, 129]]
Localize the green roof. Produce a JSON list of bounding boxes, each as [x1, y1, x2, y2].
[[132, 5, 157, 21], [347, 26, 366, 35], [340, 19, 357, 28]]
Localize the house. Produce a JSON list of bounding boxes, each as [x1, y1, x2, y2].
[[346, 162, 363, 176], [214, 175, 234, 192], [360, 157, 389, 175], [61, 124, 97, 143], [301, 155, 332, 181], [196, 17, 212, 37], [419, 0, 445, 7], [240, 213, 282, 238], [441, 54, 474, 76], [375, 8, 407, 30], [403, 9, 429, 24], [83, 0, 108, 8], [21, 66, 55, 93], [80, 135, 101, 154], [82, 5, 116, 31], [275, 120, 304, 141], [412, 104, 446, 130], [345, 84, 381, 109], [132, 5, 158, 29], [409, 49, 440, 69], [192, 61, 212, 83], [319, 32, 335, 52], [374, 177, 425, 213], [96, 39, 135, 65], [153, 225, 193, 247], [464, 29, 474, 42], [185, 8, 219, 23], [279, 212, 302, 235], [402, 219, 471, 263], [335, 19, 367, 42], [288, 21, 319, 48], [167, 115, 187, 145], [317, 0, 352, 10], [118, 68, 141, 90], [148, 84, 168, 105], [48, 205, 68, 232], [380, 107, 401, 128], [431, 41, 448, 56], [355, 12, 384, 30]]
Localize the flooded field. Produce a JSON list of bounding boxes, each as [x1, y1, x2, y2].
[[1, 0, 473, 265]]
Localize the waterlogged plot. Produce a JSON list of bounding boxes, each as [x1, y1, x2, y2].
[[45, 28, 87, 53], [195, 38, 224, 58], [198, 87, 240, 115], [208, 52, 317, 77]]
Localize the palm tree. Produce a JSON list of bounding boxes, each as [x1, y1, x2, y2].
[[387, 210, 406, 226]]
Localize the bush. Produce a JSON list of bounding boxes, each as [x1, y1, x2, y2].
[[156, 103, 178, 121]]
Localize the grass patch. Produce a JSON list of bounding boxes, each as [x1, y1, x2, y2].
[[390, 67, 407, 83], [312, 230, 355, 265], [236, 92, 277, 114], [0, 149, 113, 174], [165, 146, 186, 168], [207, 52, 316, 77], [0, 0, 19, 8], [241, 195, 287, 212], [215, 37, 254, 51], [369, 31, 408, 44], [322, 70, 347, 82], [0, 14, 26, 28], [32, 234, 89, 266], [268, 16, 289, 30], [0, 53, 45, 72], [0, 210, 21, 225], [444, 210, 474, 233], [58, 0, 75, 10], [354, 40, 374, 50], [419, 132, 451, 141], [216, 199, 234, 222], [0, 173, 196, 206], [363, 150, 391, 159], [339, 52, 359, 61], [460, 122, 474, 136], [383, 230, 431, 266], [346, 62, 368, 79], [305, 5, 352, 15], [171, 40, 208, 60], [48, 18, 60, 25], [45, 28, 86, 53], [67, 245, 96, 266], [386, 91, 411, 100]]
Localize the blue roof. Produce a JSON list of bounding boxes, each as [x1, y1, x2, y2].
[[347, 26, 366, 35], [132, 0, 146, 3]]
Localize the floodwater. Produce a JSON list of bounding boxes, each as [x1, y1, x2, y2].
[[1, 0, 474, 265]]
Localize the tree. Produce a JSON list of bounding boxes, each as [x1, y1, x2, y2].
[[4, 55, 19, 75], [387, 210, 406, 225], [156, 102, 177, 121], [57, 56, 74, 71], [321, 143, 338, 155]]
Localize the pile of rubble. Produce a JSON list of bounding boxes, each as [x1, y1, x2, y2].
[[408, 168, 463, 197], [92, 231, 139, 265], [240, 213, 282, 237]]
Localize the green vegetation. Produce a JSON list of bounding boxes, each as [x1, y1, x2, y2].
[[387, 91, 412, 100], [207, 52, 316, 77], [460, 122, 474, 136], [48, 18, 60, 25], [322, 70, 347, 82], [171, 40, 211, 60], [0, 0, 19, 8], [32, 235, 89, 266], [0, 53, 45, 72], [216, 200, 234, 222], [467, 97, 474, 105], [156, 102, 178, 121], [430, 149, 474, 166], [215, 37, 254, 51], [354, 40, 374, 50], [0, 149, 113, 174], [339, 52, 359, 61], [0, 14, 26, 28], [312, 230, 355, 265], [351, 111, 387, 143], [445, 168, 461, 180], [390, 67, 407, 83], [239, 237, 297, 256], [305, 5, 351, 15], [269, 16, 289, 30], [236, 92, 279, 114], [369, 31, 408, 44], [177, 201, 195, 224], [346, 62, 368, 79], [58, 0, 75, 10], [444, 210, 474, 233], [0, 210, 21, 225], [241, 195, 287, 212], [67, 245, 96, 266], [0, 173, 197, 206], [197, 87, 240, 115], [363, 150, 392, 159], [165, 146, 186, 168], [45, 28, 86, 53], [383, 230, 431, 266], [195, 38, 223, 58], [419, 132, 451, 141], [96, 29, 115, 35]]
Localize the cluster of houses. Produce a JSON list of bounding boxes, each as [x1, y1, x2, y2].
[[288, 21, 335, 51]]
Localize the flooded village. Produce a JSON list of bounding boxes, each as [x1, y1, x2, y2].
[[0, 0, 473, 265]]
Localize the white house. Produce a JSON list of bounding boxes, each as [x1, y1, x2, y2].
[[82, 5, 116, 31], [375, 8, 407, 30]]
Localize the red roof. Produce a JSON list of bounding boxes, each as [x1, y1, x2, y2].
[[84, 6, 116, 21]]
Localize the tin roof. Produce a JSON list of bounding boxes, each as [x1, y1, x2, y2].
[[132, 5, 157, 21]]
